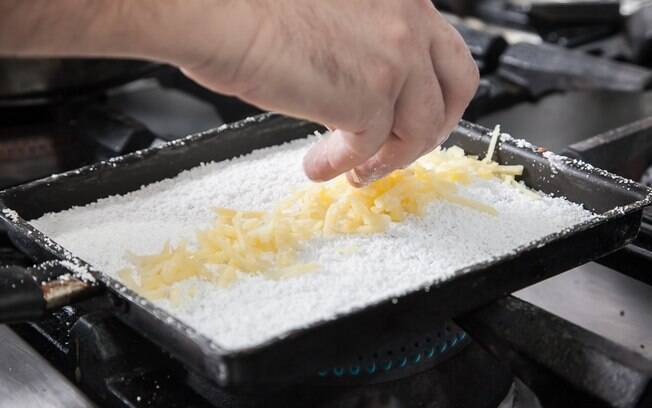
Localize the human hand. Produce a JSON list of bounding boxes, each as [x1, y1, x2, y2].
[[171, 0, 480, 185]]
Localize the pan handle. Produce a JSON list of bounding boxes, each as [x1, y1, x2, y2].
[[456, 296, 652, 408], [0, 261, 97, 324]]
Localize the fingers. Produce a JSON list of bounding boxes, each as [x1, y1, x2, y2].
[[427, 13, 480, 147], [350, 15, 479, 186], [303, 110, 394, 182], [349, 133, 426, 186], [199, 0, 479, 187], [352, 63, 444, 185]]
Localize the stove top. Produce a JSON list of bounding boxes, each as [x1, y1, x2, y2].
[[2, 1, 652, 407], [0, 68, 262, 190]]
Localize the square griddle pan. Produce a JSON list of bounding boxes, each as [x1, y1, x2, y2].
[[0, 113, 650, 387]]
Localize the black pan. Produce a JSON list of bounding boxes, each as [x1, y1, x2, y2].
[[0, 114, 650, 387]]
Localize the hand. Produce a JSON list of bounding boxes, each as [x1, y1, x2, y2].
[[0, 0, 478, 186], [178, 0, 479, 186]]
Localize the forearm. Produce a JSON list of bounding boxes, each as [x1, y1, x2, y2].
[[1, 1, 150, 57], [0, 0, 248, 68]]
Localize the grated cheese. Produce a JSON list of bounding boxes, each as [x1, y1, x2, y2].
[[120, 138, 530, 301], [484, 125, 501, 163]]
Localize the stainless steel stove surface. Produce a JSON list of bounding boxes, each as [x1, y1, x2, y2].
[[3, 1, 652, 407], [0, 326, 95, 408]]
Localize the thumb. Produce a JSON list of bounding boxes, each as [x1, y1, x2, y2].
[[302, 115, 393, 182]]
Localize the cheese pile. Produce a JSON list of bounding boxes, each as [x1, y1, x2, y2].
[[119, 127, 529, 302]]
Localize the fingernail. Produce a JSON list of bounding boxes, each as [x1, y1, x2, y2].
[[346, 169, 365, 187], [349, 168, 362, 184]]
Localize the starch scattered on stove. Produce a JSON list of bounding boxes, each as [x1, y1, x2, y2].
[[31, 126, 595, 351]]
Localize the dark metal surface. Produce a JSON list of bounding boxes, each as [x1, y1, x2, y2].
[[63, 312, 515, 408], [517, 263, 652, 363], [577, 33, 633, 61], [0, 102, 156, 190], [0, 325, 95, 408], [458, 296, 652, 408], [467, 0, 532, 28], [0, 114, 649, 387], [524, 0, 621, 26], [478, 90, 652, 153], [514, 261, 652, 407], [600, 244, 652, 286], [8, 294, 497, 407], [465, 75, 529, 121], [67, 105, 156, 157], [0, 266, 44, 323], [442, 0, 621, 39], [0, 74, 231, 190], [0, 59, 160, 103], [564, 116, 652, 182], [498, 42, 652, 97], [434, 0, 475, 15], [454, 23, 508, 73], [626, 4, 652, 65], [561, 116, 652, 286], [188, 343, 513, 408]]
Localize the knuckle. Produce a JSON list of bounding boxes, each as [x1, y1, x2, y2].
[[460, 60, 480, 104], [417, 0, 436, 11], [361, 151, 402, 179], [427, 114, 447, 145], [451, 34, 469, 58], [335, 129, 383, 165], [431, 101, 447, 129], [421, 88, 446, 131], [339, 137, 369, 161], [394, 89, 444, 142], [385, 20, 413, 48], [449, 28, 478, 76], [468, 59, 481, 91], [351, 105, 380, 135], [366, 59, 401, 101]]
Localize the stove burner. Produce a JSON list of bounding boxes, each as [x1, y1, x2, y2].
[[313, 325, 468, 384], [9, 307, 513, 408]]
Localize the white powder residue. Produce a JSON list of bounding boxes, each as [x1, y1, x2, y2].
[[542, 151, 564, 175], [59, 260, 96, 283], [1, 208, 19, 222], [500, 132, 535, 150], [30, 136, 594, 351]]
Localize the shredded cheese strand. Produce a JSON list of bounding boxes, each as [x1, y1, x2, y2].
[[484, 125, 501, 163]]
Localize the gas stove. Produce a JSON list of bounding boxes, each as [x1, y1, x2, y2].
[[2, 1, 652, 407]]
